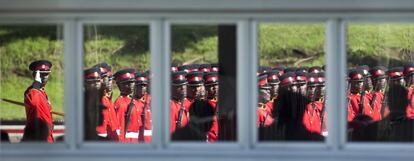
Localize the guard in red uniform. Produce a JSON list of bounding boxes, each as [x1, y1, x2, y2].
[[22, 60, 54, 143], [257, 74, 274, 127], [113, 68, 137, 142], [404, 64, 414, 119], [369, 66, 389, 120], [186, 71, 206, 102], [93, 63, 121, 141], [204, 72, 219, 142], [265, 70, 280, 114], [295, 71, 308, 96], [133, 72, 152, 142], [387, 67, 410, 118], [315, 72, 327, 135], [303, 73, 324, 134], [347, 70, 377, 123], [170, 71, 192, 135], [358, 65, 374, 102]]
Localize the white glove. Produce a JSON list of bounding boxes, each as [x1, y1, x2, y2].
[[35, 70, 42, 83]]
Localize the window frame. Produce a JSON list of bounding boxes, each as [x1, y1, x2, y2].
[[2, 1, 414, 160]]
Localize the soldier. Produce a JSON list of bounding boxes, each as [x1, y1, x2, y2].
[[315, 72, 327, 135], [303, 73, 323, 134], [295, 71, 308, 96], [278, 72, 298, 93], [358, 65, 374, 105], [347, 69, 376, 122], [113, 68, 137, 142], [204, 72, 219, 142], [186, 71, 206, 101], [83, 67, 105, 141], [257, 74, 274, 128], [170, 71, 192, 134], [134, 72, 152, 142], [22, 60, 54, 143], [369, 66, 389, 120], [92, 63, 121, 141], [403, 63, 414, 119], [263, 70, 280, 115]]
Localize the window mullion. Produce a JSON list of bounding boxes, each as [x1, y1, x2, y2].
[[326, 19, 347, 150], [63, 19, 83, 150]]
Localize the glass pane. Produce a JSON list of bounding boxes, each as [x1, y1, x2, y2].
[[83, 25, 151, 143], [0, 25, 64, 143], [347, 23, 414, 142], [257, 23, 326, 141], [170, 25, 237, 142]]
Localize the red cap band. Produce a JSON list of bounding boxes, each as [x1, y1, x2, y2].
[[351, 74, 363, 79], [404, 67, 414, 74], [171, 67, 178, 72], [201, 68, 210, 72], [267, 75, 278, 80], [34, 64, 50, 71], [174, 75, 186, 81], [318, 77, 325, 82], [189, 76, 202, 82], [206, 76, 218, 82], [296, 76, 307, 81], [212, 67, 219, 72], [308, 77, 316, 83], [281, 77, 295, 85], [258, 79, 268, 86], [86, 72, 100, 78], [373, 70, 384, 77], [117, 73, 135, 80], [136, 77, 148, 81], [389, 72, 402, 77]]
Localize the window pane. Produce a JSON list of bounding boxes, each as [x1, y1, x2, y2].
[[257, 23, 326, 141], [83, 25, 151, 143], [347, 23, 414, 142], [170, 25, 237, 142], [0, 25, 64, 143]]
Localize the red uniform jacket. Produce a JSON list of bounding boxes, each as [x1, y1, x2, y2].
[[257, 103, 274, 127], [116, 95, 152, 143], [170, 98, 192, 134], [303, 101, 324, 134], [369, 91, 388, 121], [96, 95, 122, 141], [347, 93, 380, 122], [406, 88, 414, 119], [207, 99, 219, 142], [265, 101, 274, 116], [23, 87, 54, 143]]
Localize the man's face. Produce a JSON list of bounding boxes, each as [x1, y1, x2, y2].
[[373, 77, 386, 91], [306, 85, 317, 100], [258, 88, 271, 103], [40, 72, 50, 87], [172, 84, 187, 100], [206, 84, 219, 99], [296, 82, 307, 96], [390, 78, 405, 86], [270, 84, 279, 99], [405, 74, 414, 87], [118, 81, 135, 96], [102, 75, 113, 93], [135, 83, 148, 99], [365, 77, 373, 91], [350, 80, 364, 94], [187, 85, 205, 100], [85, 80, 102, 91], [315, 85, 326, 99]]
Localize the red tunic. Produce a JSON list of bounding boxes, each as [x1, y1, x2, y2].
[[170, 98, 192, 134], [257, 105, 274, 127], [116, 95, 152, 143], [135, 94, 152, 142], [265, 101, 274, 116], [96, 95, 122, 141], [303, 101, 323, 134], [406, 88, 414, 119], [369, 91, 386, 121], [347, 93, 379, 122], [23, 87, 54, 143], [207, 99, 219, 142]]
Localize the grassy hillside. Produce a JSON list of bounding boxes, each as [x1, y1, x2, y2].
[[1, 24, 414, 121]]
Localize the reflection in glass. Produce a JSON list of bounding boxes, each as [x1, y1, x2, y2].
[[347, 24, 414, 142], [0, 25, 64, 143], [257, 23, 326, 141], [83, 25, 151, 143]]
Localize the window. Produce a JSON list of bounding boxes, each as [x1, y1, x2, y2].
[[1, 1, 414, 161]]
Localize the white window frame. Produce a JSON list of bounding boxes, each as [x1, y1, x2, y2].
[[1, 1, 414, 161]]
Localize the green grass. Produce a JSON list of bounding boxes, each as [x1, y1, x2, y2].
[[1, 24, 414, 120]]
